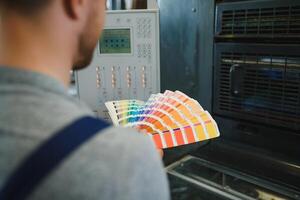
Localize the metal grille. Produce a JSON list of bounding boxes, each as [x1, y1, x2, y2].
[[219, 5, 300, 38], [215, 51, 300, 131]]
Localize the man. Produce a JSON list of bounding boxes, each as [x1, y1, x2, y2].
[[0, 0, 169, 199]]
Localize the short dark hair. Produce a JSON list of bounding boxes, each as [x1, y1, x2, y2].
[[0, 0, 52, 14]]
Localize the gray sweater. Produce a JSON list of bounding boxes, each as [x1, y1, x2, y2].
[[0, 67, 170, 200]]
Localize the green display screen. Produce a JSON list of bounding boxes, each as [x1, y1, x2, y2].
[[99, 29, 131, 54]]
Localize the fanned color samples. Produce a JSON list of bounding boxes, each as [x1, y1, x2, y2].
[[105, 90, 220, 149]]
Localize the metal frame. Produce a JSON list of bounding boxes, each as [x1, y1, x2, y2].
[[167, 155, 300, 200], [158, 0, 215, 112]]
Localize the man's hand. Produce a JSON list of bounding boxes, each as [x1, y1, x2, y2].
[[157, 149, 164, 158]]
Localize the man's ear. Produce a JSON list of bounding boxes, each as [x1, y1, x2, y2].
[[63, 0, 85, 20]]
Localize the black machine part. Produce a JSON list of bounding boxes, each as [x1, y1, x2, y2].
[[167, 140, 300, 200], [215, 0, 300, 43]]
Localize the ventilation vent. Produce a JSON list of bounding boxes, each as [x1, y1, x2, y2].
[[214, 46, 300, 131], [217, 3, 300, 39]]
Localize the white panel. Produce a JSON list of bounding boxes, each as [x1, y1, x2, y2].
[[77, 8, 160, 120]]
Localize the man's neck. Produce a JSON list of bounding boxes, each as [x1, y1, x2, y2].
[[0, 13, 75, 87]]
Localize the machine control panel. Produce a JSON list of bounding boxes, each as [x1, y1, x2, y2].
[[76, 7, 160, 120]]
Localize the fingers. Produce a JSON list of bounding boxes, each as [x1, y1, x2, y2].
[[157, 149, 164, 158]]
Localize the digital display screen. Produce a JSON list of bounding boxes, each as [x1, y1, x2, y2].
[[99, 29, 131, 54]]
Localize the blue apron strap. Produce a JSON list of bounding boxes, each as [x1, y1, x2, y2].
[[0, 116, 110, 200]]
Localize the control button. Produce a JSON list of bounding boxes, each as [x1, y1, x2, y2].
[[95, 67, 101, 88], [96, 78, 101, 87], [111, 73, 116, 88], [142, 71, 147, 88], [127, 77, 132, 88]]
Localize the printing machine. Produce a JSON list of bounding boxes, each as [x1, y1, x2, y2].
[[159, 0, 300, 199]]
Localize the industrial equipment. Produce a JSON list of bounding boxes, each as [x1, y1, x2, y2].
[[76, 0, 160, 120], [159, 0, 300, 199]]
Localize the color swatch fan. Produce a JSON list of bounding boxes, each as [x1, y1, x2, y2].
[[105, 91, 220, 149]]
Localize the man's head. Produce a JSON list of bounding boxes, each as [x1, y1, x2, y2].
[[0, 0, 106, 71], [70, 0, 106, 70]]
